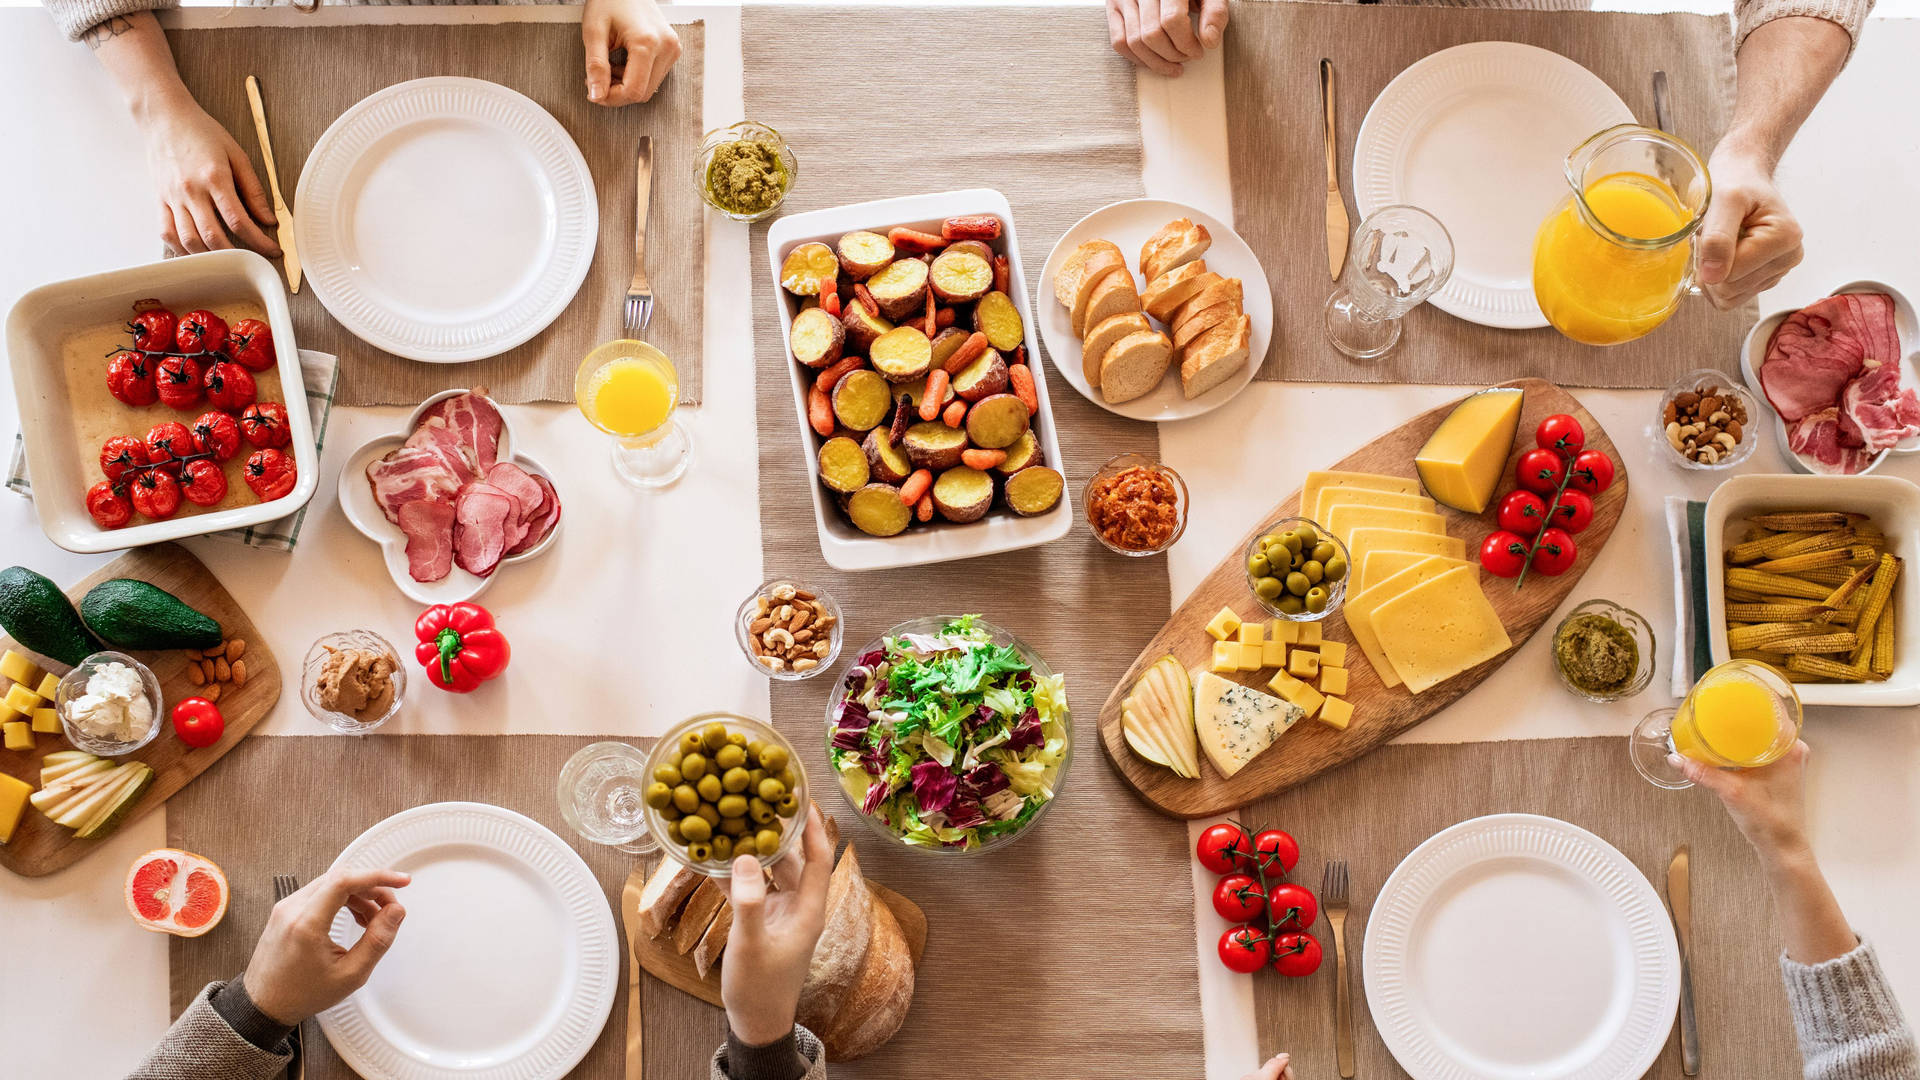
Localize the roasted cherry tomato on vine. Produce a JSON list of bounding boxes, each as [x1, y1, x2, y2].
[[155, 355, 203, 410], [99, 436, 150, 482], [86, 482, 132, 529], [129, 470, 181, 519], [1196, 822, 1254, 875], [175, 309, 228, 354], [202, 360, 257, 411], [1516, 448, 1568, 494], [223, 318, 275, 371], [415, 602, 511, 693], [127, 308, 176, 352], [1480, 530, 1530, 578], [1270, 932, 1323, 977], [144, 422, 194, 476], [1535, 413, 1586, 458], [1266, 882, 1319, 932], [1218, 925, 1272, 974], [1495, 489, 1549, 537], [1548, 488, 1594, 533], [190, 411, 241, 461], [1530, 527, 1579, 576], [169, 697, 226, 749], [1212, 874, 1267, 923], [243, 449, 297, 501], [1567, 450, 1615, 495], [180, 459, 228, 506], [106, 350, 158, 407], [240, 402, 291, 449], [1251, 828, 1300, 881]]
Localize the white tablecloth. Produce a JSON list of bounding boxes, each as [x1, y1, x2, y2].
[[1, 2, 1916, 1074]]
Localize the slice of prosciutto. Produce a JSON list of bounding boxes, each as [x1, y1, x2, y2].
[[1787, 408, 1880, 475]]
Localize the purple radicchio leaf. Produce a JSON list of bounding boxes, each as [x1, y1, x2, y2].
[[856, 647, 888, 669], [862, 779, 891, 815], [1004, 706, 1044, 752], [909, 760, 957, 814], [966, 704, 996, 732], [945, 800, 988, 830], [957, 763, 1011, 802], [831, 700, 872, 753], [858, 734, 892, 776]]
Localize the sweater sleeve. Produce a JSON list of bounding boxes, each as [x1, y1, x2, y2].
[[43, 0, 177, 43], [125, 981, 293, 1080], [1780, 938, 1920, 1080], [711, 1024, 828, 1080], [1733, 0, 1874, 55]]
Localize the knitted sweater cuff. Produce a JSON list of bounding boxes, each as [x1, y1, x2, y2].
[[211, 976, 297, 1055], [1735, 0, 1874, 56], [1780, 938, 1920, 1075], [45, 0, 178, 43]]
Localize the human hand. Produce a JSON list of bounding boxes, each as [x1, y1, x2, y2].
[[1240, 1052, 1295, 1080], [136, 89, 279, 257], [241, 868, 410, 1025], [1106, 0, 1228, 78], [583, 0, 682, 107], [1695, 144, 1803, 309], [1672, 740, 1814, 866], [721, 806, 833, 1047]]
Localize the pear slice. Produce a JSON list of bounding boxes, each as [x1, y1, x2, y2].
[[41, 755, 112, 789], [1121, 701, 1177, 771], [50, 764, 141, 829], [75, 763, 153, 839]]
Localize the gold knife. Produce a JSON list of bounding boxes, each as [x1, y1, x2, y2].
[[1666, 846, 1701, 1075], [1320, 58, 1350, 282], [621, 864, 649, 1080], [244, 75, 301, 293]]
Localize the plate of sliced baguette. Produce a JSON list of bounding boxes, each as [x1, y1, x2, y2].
[[1039, 199, 1271, 420]]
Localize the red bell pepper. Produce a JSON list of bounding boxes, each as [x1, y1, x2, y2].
[[414, 602, 510, 693]]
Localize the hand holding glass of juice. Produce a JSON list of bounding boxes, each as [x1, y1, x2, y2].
[[1631, 659, 1803, 789], [576, 339, 692, 489]]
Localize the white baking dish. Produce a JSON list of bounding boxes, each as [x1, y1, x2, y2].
[[765, 189, 1072, 571], [6, 250, 317, 553], [1704, 473, 1920, 706]]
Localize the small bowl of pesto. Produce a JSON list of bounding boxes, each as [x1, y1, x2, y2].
[[1551, 598, 1656, 702], [696, 121, 796, 222]]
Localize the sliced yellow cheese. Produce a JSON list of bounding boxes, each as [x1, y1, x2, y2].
[[1344, 556, 1458, 690], [1317, 641, 1348, 667], [1260, 638, 1289, 669], [1319, 666, 1349, 695], [0, 703, 19, 728], [3, 721, 31, 751], [1205, 607, 1243, 641], [1415, 387, 1526, 513], [0, 772, 30, 843], [31, 708, 60, 734], [35, 673, 60, 701], [1348, 528, 1468, 568], [1270, 620, 1299, 646], [1370, 565, 1514, 694], [1357, 549, 1470, 595], [1210, 640, 1239, 674], [1326, 504, 1448, 551], [0, 650, 37, 686], [1299, 471, 1422, 527], [1312, 486, 1436, 525], [3, 684, 37, 715], [1319, 696, 1354, 730]]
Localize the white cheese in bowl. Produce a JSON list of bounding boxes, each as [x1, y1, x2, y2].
[[67, 662, 155, 742]]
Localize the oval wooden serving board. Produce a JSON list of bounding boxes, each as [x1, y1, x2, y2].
[[0, 543, 280, 876], [1097, 378, 1628, 818]]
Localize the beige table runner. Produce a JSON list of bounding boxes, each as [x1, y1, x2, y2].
[[742, 8, 1205, 1076], [1226, 1, 1755, 388], [167, 21, 707, 406], [1248, 736, 1798, 1077]]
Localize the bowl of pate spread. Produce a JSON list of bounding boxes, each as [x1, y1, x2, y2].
[[303, 630, 405, 733]]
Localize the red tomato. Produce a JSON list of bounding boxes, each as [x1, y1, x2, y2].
[[180, 459, 228, 506], [169, 697, 226, 749], [1567, 450, 1615, 495], [240, 402, 292, 449], [1218, 925, 1272, 974], [1548, 489, 1594, 533], [1530, 528, 1579, 576], [99, 436, 150, 482], [1196, 822, 1254, 875], [144, 422, 194, 476], [1251, 828, 1300, 881], [1535, 413, 1586, 459], [175, 309, 228, 354], [126, 309, 176, 353], [105, 350, 157, 407], [190, 411, 241, 461], [1266, 882, 1319, 932], [223, 318, 276, 371], [155, 355, 203, 410], [1211, 874, 1267, 923], [129, 470, 181, 519], [1495, 490, 1549, 537], [85, 482, 132, 529], [1271, 932, 1323, 977], [1480, 531, 1530, 578], [243, 449, 297, 501], [1515, 448, 1568, 494], [202, 360, 257, 411]]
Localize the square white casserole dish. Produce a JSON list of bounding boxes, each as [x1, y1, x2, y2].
[[1704, 473, 1920, 706], [765, 189, 1072, 571], [6, 250, 318, 554]]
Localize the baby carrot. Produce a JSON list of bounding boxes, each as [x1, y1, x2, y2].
[[821, 290, 842, 319], [888, 227, 947, 254], [815, 356, 864, 393], [854, 283, 879, 317], [807, 385, 835, 437], [962, 448, 1008, 470], [919, 370, 951, 420], [924, 291, 937, 339], [942, 332, 991, 375], [899, 469, 933, 505], [942, 399, 969, 428], [1007, 364, 1038, 413], [991, 255, 1010, 295], [916, 493, 934, 522]]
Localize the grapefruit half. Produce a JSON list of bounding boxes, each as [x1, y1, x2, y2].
[[126, 849, 229, 937]]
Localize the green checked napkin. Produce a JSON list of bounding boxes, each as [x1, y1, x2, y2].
[[7, 349, 338, 551], [1665, 495, 1716, 696]]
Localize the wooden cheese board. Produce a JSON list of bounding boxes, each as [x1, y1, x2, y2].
[[1097, 378, 1628, 818], [0, 543, 280, 876]]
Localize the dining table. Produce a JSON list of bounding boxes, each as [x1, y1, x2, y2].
[[1, 0, 1918, 1076]]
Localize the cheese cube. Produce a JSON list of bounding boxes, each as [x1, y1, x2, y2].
[[1289, 650, 1320, 679], [1319, 666, 1349, 696], [1297, 622, 1322, 647], [1236, 643, 1265, 672], [31, 708, 59, 734], [1261, 639, 1289, 669], [1238, 622, 1264, 647], [0, 703, 18, 728], [0, 772, 29, 843], [1206, 607, 1244, 641], [1318, 696, 1354, 730], [35, 673, 60, 701], [1267, 669, 1325, 718], [1211, 640, 1239, 673], [3, 684, 38, 715], [3, 721, 31, 751], [1317, 641, 1348, 667], [1270, 621, 1299, 646], [0, 650, 36, 686]]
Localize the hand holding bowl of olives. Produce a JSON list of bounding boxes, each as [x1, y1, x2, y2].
[[1244, 518, 1349, 622], [641, 712, 808, 877]]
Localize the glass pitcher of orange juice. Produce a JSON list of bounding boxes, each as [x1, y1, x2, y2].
[[1532, 124, 1711, 346]]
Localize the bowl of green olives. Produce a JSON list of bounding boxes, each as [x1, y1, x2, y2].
[[1244, 518, 1350, 621], [641, 712, 808, 877]]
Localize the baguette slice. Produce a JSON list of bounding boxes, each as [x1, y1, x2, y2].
[[1053, 239, 1124, 308], [1082, 311, 1152, 388], [1172, 299, 1240, 350], [1070, 258, 1130, 337], [637, 861, 703, 938], [1078, 268, 1142, 337], [1141, 261, 1213, 322], [691, 903, 735, 978], [1099, 329, 1174, 404], [1180, 313, 1252, 399], [1140, 218, 1212, 282], [1170, 276, 1242, 328], [818, 890, 916, 1062], [671, 878, 729, 955]]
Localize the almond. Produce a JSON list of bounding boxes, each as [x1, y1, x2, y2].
[[202, 683, 221, 703], [184, 649, 204, 662], [187, 663, 206, 687], [231, 659, 248, 686], [226, 639, 246, 661], [204, 641, 226, 658], [214, 657, 232, 682], [201, 659, 218, 683]]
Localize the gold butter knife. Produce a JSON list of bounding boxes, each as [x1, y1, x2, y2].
[[1666, 846, 1701, 1075], [244, 75, 301, 293], [621, 864, 649, 1080], [1320, 58, 1350, 282]]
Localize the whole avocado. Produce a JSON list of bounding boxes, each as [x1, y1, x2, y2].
[[80, 579, 222, 651], [0, 566, 104, 667]]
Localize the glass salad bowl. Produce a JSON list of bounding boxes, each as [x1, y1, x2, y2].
[[824, 615, 1072, 857]]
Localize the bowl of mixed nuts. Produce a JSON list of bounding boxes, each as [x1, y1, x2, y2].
[[736, 580, 842, 680], [1658, 370, 1757, 470]]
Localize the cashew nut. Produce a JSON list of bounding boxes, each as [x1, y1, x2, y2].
[[764, 627, 795, 650], [1698, 445, 1721, 464], [1666, 422, 1685, 450], [1714, 432, 1738, 451], [1709, 410, 1731, 425], [770, 583, 798, 603]]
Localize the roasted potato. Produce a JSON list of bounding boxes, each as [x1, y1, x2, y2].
[[952, 347, 1009, 402], [780, 242, 839, 295], [994, 429, 1043, 475], [817, 436, 870, 493], [869, 326, 933, 383], [944, 240, 993, 264], [931, 466, 995, 523], [974, 290, 1025, 353], [867, 259, 930, 320], [902, 421, 969, 471], [836, 230, 895, 279], [862, 427, 913, 485], [830, 369, 893, 432], [847, 484, 911, 536], [1004, 466, 1063, 516], [964, 393, 1030, 450], [788, 306, 845, 369], [929, 249, 993, 304], [928, 326, 971, 371]]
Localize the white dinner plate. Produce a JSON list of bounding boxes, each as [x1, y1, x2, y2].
[[1038, 199, 1271, 422], [296, 77, 597, 363], [1364, 814, 1679, 1080], [318, 802, 616, 1080], [1353, 43, 1635, 329]]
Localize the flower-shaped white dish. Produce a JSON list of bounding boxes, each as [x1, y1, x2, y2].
[[337, 389, 562, 604]]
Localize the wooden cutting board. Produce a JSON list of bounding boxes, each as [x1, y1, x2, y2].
[[1097, 378, 1629, 818], [0, 543, 280, 876]]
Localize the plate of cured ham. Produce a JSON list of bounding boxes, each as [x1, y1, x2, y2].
[[340, 387, 563, 603]]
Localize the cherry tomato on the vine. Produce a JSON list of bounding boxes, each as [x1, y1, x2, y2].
[[86, 482, 132, 529], [203, 360, 257, 412], [1196, 822, 1254, 875], [127, 308, 176, 352], [1212, 874, 1267, 923], [190, 411, 241, 461], [129, 470, 181, 519], [241, 402, 292, 449], [1516, 448, 1568, 494], [1250, 828, 1300, 881], [99, 436, 149, 482], [155, 355, 203, 410], [180, 459, 228, 507], [243, 448, 297, 502], [1548, 489, 1594, 533], [1480, 530, 1530, 578], [1535, 414, 1586, 458], [223, 318, 276, 371], [1567, 450, 1615, 495], [1219, 925, 1272, 974], [1530, 527, 1579, 576], [175, 309, 229, 354], [106, 350, 157, 407], [1271, 932, 1323, 977], [1266, 882, 1319, 932], [144, 422, 194, 477], [1495, 489, 1549, 537]]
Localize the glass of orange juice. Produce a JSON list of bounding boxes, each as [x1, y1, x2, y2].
[[576, 339, 691, 489], [1630, 659, 1802, 789]]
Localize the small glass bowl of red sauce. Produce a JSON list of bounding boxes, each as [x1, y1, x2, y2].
[[1084, 453, 1188, 556]]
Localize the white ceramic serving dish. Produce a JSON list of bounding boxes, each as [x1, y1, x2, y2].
[[1038, 198, 1270, 422], [1704, 473, 1920, 706], [6, 249, 318, 554], [765, 189, 1072, 572], [338, 389, 562, 604], [1739, 280, 1920, 476]]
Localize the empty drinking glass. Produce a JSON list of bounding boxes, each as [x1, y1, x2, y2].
[[1324, 205, 1455, 360], [557, 741, 660, 855]]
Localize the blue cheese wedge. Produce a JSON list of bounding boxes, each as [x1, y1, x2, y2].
[[1192, 671, 1303, 778]]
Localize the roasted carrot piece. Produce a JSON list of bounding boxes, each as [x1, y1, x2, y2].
[[962, 448, 1008, 470], [924, 291, 938, 339], [807, 385, 835, 437], [991, 254, 1010, 295], [916, 492, 935, 522], [821, 291, 842, 319], [888, 227, 947, 254], [1007, 364, 1038, 413], [943, 332, 991, 375], [941, 215, 1002, 242], [942, 399, 969, 428], [854, 283, 879, 317], [815, 356, 865, 394], [919, 370, 951, 420], [899, 468, 933, 505]]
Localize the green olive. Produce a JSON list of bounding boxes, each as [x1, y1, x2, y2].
[[695, 803, 720, 826], [777, 792, 801, 817], [715, 744, 747, 770], [758, 777, 788, 802], [1305, 587, 1329, 613], [1301, 560, 1324, 584], [1323, 554, 1348, 581], [1254, 576, 1283, 600], [661, 805, 683, 823], [1311, 541, 1337, 563], [680, 752, 708, 781], [717, 793, 749, 818], [653, 763, 682, 786], [679, 815, 713, 842], [755, 829, 782, 856], [666, 820, 685, 844], [672, 784, 700, 813], [1248, 554, 1270, 577], [702, 723, 730, 751], [696, 773, 723, 802], [687, 840, 713, 861], [759, 745, 791, 773], [679, 731, 705, 754], [644, 782, 673, 809], [721, 817, 750, 837], [710, 835, 733, 861], [722, 766, 752, 793], [664, 748, 683, 767], [775, 768, 797, 790], [749, 798, 776, 824], [747, 739, 767, 760], [1278, 594, 1306, 615], [727, 731, 749, 748], [1259, 533, 1281, 549], [1282, 533, 1304, 553], [1286, 571, 1311, 597]]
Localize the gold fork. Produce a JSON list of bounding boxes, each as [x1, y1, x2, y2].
[[272, 874, 306, 1080], [1322, 859, 1354, 1078], [624, 137, 655, 336]]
